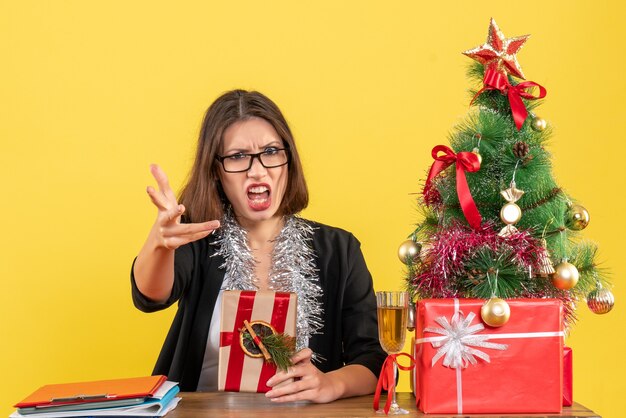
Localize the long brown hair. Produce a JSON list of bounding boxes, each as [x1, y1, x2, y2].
[[179, 90, 309, 222]]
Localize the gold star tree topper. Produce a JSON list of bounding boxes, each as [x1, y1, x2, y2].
[[463, 18, 530, 80]]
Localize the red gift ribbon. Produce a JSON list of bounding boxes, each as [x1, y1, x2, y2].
[[257, 295, 291, 392], [423, 145, 482, 230], [474, 67, 547, 130], [373, 353, 415, 415], [219, 291, 292, 392]]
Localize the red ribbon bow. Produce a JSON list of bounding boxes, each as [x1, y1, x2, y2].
[[373, 353, 415, 414], [477, 68, 547, 130], [423, 145, 482, 230]]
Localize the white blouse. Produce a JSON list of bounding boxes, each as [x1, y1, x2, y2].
[[195, 290, 223, 391]]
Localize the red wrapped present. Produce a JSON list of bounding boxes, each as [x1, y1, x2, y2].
[[218, 290, 297, 392], [414, 298, 563, 414], [563, 346, 573, 406]]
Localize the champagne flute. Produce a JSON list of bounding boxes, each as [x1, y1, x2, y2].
[[376, 291, 409, 415]]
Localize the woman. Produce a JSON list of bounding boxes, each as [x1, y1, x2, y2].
[[131, 90, 386, 403]]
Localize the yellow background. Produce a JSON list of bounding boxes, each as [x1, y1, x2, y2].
[[2, 1, 625, 417]]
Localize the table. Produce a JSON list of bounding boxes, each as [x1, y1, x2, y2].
[[166, 392, 600, 417]]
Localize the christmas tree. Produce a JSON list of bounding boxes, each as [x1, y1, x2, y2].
[[402, 18, 614, 327]]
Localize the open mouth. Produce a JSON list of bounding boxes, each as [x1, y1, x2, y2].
[[247, 184, 271, 210]]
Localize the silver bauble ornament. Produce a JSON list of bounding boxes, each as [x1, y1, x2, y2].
[[587, 287, 615, 314], [552, 261, 580, 290], [481, 298, 511, 327], [398, 239, 421, 264]]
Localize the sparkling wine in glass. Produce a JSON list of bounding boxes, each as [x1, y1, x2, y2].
[[376, 291, 409, 415]]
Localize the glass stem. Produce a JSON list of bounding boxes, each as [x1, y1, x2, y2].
[[390, 361, 398, 407]]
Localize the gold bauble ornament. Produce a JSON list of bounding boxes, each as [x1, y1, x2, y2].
[[398, 240, 421, 264], [500, 202, 522, 224], [587, 287, 615, 314], [531, 116, 547, 131], [565, 204, 590, 231], [481, 298, 511, 327], [472, 147, 483, 165], [551, 261, 580, 290]]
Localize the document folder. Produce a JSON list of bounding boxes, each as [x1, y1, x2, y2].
[[14, 375, 167, 409]]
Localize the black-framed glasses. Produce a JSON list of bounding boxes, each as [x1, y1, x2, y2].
[[215, 148, 290, 173]]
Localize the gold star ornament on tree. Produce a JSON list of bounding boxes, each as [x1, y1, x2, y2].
[[463, 18, 529, 80]]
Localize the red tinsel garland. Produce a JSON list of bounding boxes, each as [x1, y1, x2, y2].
[[412, 222, 540, 296], [410, 221, 577, 327]]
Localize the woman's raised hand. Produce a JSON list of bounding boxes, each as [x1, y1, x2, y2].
[[146, 164, 220, 250]]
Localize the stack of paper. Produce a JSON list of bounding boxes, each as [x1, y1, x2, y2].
[[11, 376, 180, 417]]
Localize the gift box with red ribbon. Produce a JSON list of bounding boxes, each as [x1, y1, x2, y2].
[[218, 290, 297, 393], [414, 298, 563, 414]]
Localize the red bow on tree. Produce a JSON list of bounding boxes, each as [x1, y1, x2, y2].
[[423, 145, 482, 230], [478, 68, 547, 130]]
